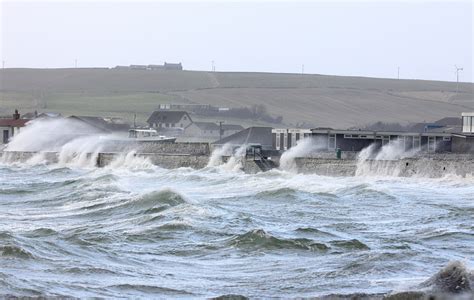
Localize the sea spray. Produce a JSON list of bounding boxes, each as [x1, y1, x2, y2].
[[56, 135, 105, 168], [207, 144, 233, 167], [220, 145, 247, 172], [5, 118, 102, 152], [279, 137, 325, 172], [3, 118, 130, 168], [106, 151, 154, 170], [355, 139, 420, 176]]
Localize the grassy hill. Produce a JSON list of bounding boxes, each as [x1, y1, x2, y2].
[[1, 68, 472, 128]]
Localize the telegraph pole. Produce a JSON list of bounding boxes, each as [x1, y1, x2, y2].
[[397, 66, 400, 80], [455, 65, 463, 95], [218, 120, 224, 141], [301, 64, 304, 75], [212, 60, 215, 72]]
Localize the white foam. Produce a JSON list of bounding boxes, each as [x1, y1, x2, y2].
[[106, 151, 154, 170], [279, 137, 326, 172]]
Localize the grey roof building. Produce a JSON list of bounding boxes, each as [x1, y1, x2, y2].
[[146, 111, 193, 129], [68, 116, 130, 133], [213, 127, 273, 149]]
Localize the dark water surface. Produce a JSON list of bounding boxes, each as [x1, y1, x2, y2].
[[1, 161, 473, 298]]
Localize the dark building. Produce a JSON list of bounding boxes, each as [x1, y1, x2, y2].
[[164, 62, 183, 71], [272, 128, 453, 153]]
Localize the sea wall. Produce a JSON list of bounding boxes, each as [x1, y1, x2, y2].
[[295, 158, 357, 176], [97, 152, 209, 169], [136, 142, 210, 155], [0, 151, 59, 164], [295, 154, 474, 178], [2, 149, 474, 178]]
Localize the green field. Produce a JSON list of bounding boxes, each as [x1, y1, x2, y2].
[[1, 68, 473, 128]]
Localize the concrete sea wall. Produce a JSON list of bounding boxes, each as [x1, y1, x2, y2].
[[295, 154, 474, 178], [2, 149, 474, 178], [97, 152, 209, 169]]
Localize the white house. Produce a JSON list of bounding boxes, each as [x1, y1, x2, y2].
[[146, 111, 193, 130]]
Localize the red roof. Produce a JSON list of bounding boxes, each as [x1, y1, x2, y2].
[[0, 119, 30, 127]]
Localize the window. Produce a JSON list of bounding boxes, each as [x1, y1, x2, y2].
[[413, 136, 421, 149], [171, 123, 175, 127], [275, 133, 281, 150], [183, 116, 187, 120]]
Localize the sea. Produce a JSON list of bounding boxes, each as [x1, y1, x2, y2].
[[0, 153, 473, 299]]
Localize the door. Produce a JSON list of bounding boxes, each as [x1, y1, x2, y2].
[[3, 130, 9, 144]]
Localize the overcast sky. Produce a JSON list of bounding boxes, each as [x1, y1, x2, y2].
[[1, 0, 472, 82]]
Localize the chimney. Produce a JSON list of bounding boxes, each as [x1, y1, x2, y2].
[[13, 109, 20, 120]]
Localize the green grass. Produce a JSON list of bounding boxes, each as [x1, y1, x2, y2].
[[1, 68, 473, 128]]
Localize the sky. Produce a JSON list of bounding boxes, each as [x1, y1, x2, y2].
[[1, 0, 472, 82]]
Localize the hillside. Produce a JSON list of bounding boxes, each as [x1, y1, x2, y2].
[[1, 68, 473, 128]]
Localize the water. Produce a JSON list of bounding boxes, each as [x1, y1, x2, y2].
[[1, 159, 473, 298]]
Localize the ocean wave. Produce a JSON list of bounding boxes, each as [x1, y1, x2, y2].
[[23, 228, 59, 238], [330, 239, 370, 250], [131, 189, 187, 213], [228, 229, 329, 252], [295, 227, 338, 238], [418, 261, 473, 293], [0, 245, 34, 259], [106, 284, 194, 296]]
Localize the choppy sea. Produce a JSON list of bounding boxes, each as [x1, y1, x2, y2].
[[0, 153, 473, 298]]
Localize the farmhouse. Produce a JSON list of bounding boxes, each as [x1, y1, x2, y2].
[[146, 111, 193, 130]]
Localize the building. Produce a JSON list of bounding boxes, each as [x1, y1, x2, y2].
[[272, 128, 312, 151], [164, 62, 183, 71], [183, 122, 244, 140], [67, 116, 130, 133], [21, 111, 62, 120], [449, 112, 474, 153], [213, 127, 274, 150], [0, 110, 30, 144], [130, 65, 148, 70], [184, 122, 220, 138], [272, 127, 452, 153], [461, 112, 474, 134], [117, 63, 183, 71], [146, 111, 193, 130], [310, 129, 452, 153]]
